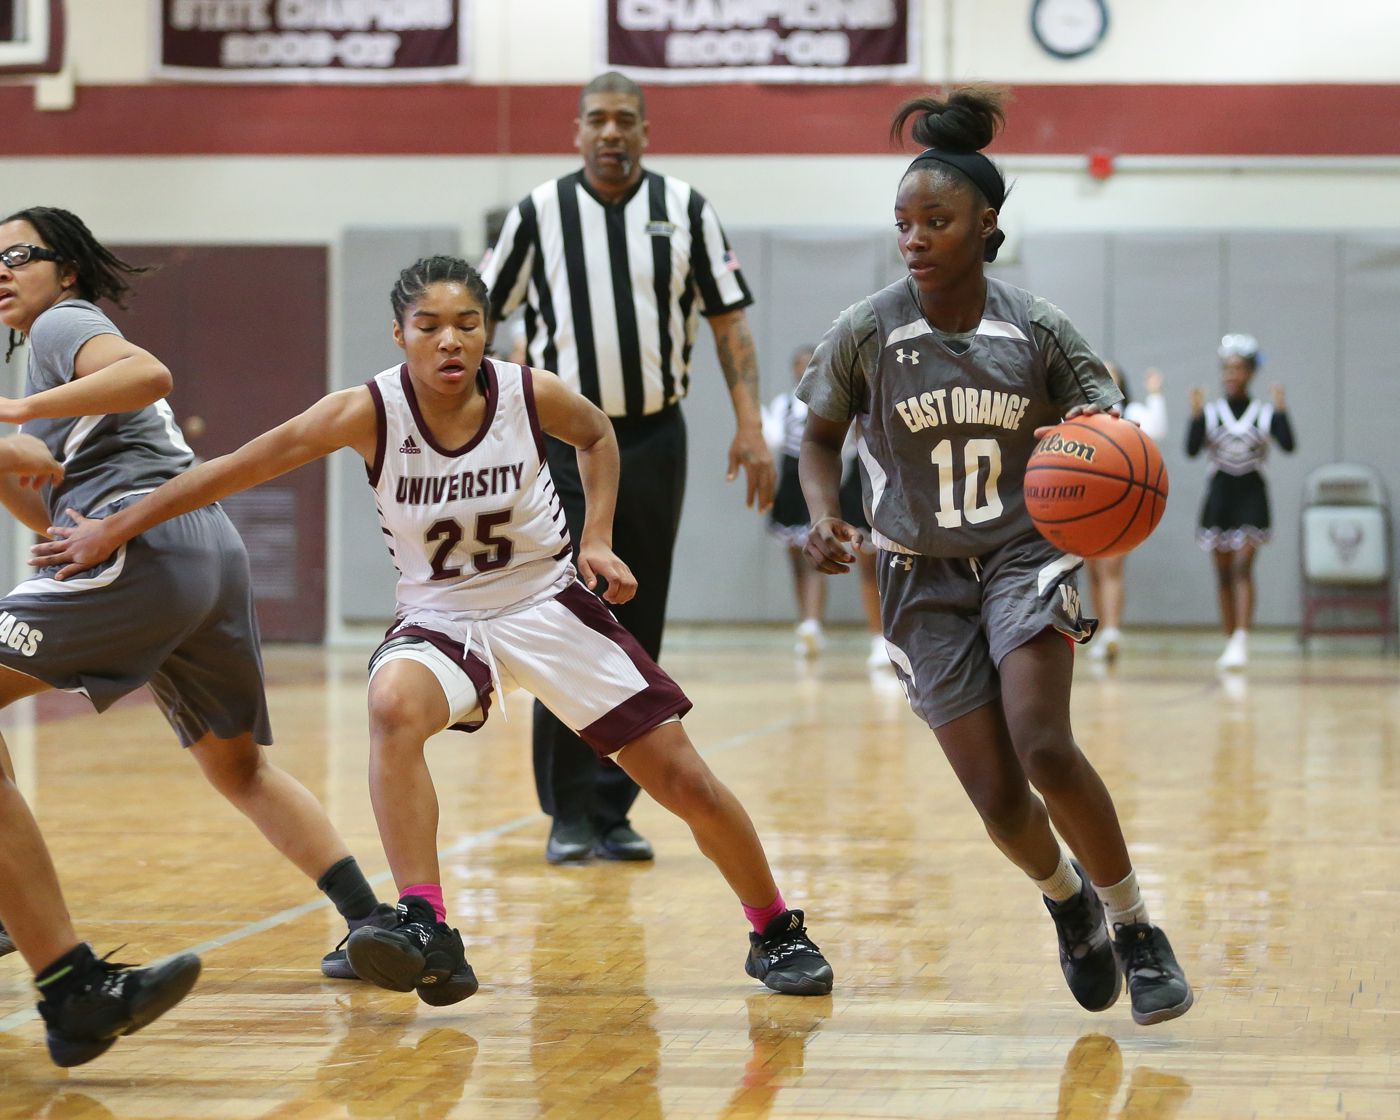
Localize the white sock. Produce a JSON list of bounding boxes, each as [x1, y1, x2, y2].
[[1094, 869, 1150, 929], [1033, 851, 1082, 904]]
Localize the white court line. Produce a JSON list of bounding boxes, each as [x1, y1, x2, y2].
[[0, 714, 798, 1036]]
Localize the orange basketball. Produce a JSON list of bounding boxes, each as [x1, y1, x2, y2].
[[1024, 413, 1169, 559]]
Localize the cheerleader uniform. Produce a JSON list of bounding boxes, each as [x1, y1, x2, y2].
[[1187, 395, 1295, 551], [764, 391, 871, 547], [764, 392, 812, 547]]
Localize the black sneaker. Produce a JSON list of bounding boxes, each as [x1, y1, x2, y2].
[[545, 818, 596, 865], [321, 902, 398, 980], [38, 950, 202, 1067], [346, 896, 478, 1007], [593, 823, 654, 862], [745, 910, 833, 996], [1112, 922, 1194, 1025], [1044, 861, 1121, 1012], [0, 922, 13, 958]]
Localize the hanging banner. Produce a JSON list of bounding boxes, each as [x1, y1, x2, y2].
[[601, 0, 917, 84], [153, 0, 470, 83], [0, 0, 64, 74]]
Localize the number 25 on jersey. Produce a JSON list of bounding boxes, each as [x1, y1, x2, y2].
[[425, 512, 514, 580]]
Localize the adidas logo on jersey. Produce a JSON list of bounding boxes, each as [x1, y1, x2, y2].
[[400, 436, 422, 455]]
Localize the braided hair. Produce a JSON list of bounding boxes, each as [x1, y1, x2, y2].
[[3, 206, 151, 360], [390, 256, 489, 324]]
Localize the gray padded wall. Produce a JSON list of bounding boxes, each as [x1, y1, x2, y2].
[[335, 227, 461, 627], [1339, 234, 1400, 572], [1101, 234, 1228, 626], [668, 229, 900, 624], [1223, 233, 1341, 627], [329, 226, 1398, 632]]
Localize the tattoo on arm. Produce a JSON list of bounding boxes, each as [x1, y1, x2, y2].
[[715, 315, 760, 402]]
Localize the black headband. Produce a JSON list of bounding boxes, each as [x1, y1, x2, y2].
[[906, 148, 1007, 261], [907, 148, 1006, 211]]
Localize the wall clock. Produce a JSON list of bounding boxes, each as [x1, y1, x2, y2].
[[1031, 0, 1109, 59]]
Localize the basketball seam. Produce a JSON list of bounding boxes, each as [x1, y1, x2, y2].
[[1064, 415, 1134, 473], [1024, 468, 1166, 524], [1025, 463, 1168, 498]]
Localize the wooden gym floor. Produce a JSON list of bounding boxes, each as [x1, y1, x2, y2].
[[0, 627, 1396, 1119]]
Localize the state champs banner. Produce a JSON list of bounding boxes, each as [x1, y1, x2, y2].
[[154, 0, 470, 83], [602, 0, 918, 83]]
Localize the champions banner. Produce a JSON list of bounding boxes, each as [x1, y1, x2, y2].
[[153, 0, 470, 83], [0, 0, 64, 74], [602, 0, 917, 83]]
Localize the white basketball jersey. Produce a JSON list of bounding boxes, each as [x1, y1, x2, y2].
[[365, 360, 572, 615]]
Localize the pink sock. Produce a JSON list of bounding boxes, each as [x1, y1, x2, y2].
[[743, 892, 787, 934], [400, 884, 446, 923]]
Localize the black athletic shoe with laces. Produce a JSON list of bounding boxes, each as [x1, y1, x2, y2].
[[346, 896, 478, 1006], [321, 902, 398, 980], [38, 949, 202, 1068], [745, 909, 833, 996], [1044, 860, 1121, 1012], [1112, 922, 1194, 1025]]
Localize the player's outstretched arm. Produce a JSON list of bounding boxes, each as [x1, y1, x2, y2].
[[0, 335, 173, 422], [31, 387, 378, 580], [0, 435, 64, 534], [531, 368, 636, 605]]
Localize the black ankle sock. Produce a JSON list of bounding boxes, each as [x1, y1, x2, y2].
[[35, 942, 97, 1004], [316, 856, 378, 922]]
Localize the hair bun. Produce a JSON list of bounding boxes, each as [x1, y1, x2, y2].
[[890, 86, 1007, 153]]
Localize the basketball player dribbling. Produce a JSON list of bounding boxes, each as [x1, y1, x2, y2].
[[0, 208, 390, 1066], [36, 256, 834, 1006], [796, 90, 1192, 1025]]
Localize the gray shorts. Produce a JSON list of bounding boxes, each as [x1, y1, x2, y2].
[[876, 531, 1095, 730], [0, 499, 272, 747]]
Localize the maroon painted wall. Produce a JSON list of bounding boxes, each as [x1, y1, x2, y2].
[[110, 245, 328, 643]]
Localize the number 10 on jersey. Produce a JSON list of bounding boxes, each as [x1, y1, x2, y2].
[[930, 438, 1004, 528]]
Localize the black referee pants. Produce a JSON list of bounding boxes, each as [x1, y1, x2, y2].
[[532, 407, 688, 833]]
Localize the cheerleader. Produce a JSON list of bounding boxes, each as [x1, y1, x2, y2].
[[765, 345, 827, 655], [765, 345, 884, 663], [1187, 334, 1295, 669], [1086, 364, 1168, 663]]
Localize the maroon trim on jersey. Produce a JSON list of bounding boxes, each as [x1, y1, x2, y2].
[[552, 543, 572, 561], [519, 364, 547, 462], [375, 623, 494, 734], [398, 360, 499, 458], [554, 582, 692, 755], [365, 377, 388, 488]]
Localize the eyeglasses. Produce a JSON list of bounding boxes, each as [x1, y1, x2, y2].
[[0, 244, 64, 269]]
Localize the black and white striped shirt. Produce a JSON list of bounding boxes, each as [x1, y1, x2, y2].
[[481, 169, 753, 419]]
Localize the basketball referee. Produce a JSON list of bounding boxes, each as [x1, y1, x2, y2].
[[481, 71, 774, 865]]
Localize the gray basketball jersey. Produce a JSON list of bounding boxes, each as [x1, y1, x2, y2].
[[22, 300, 194, 520], [858, 277, 1065, 558]]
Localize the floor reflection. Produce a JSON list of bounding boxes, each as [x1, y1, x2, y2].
[[528, 866, 662, 1120], [716, 993, 831, 1119], [293, 992, 478, 1119], [1057, 1034, 1192, 1120]]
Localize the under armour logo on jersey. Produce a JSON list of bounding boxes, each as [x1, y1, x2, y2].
[[891, 555, 914, 571], [896, 348, 920, 365], [399, 436, 421, 455]]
